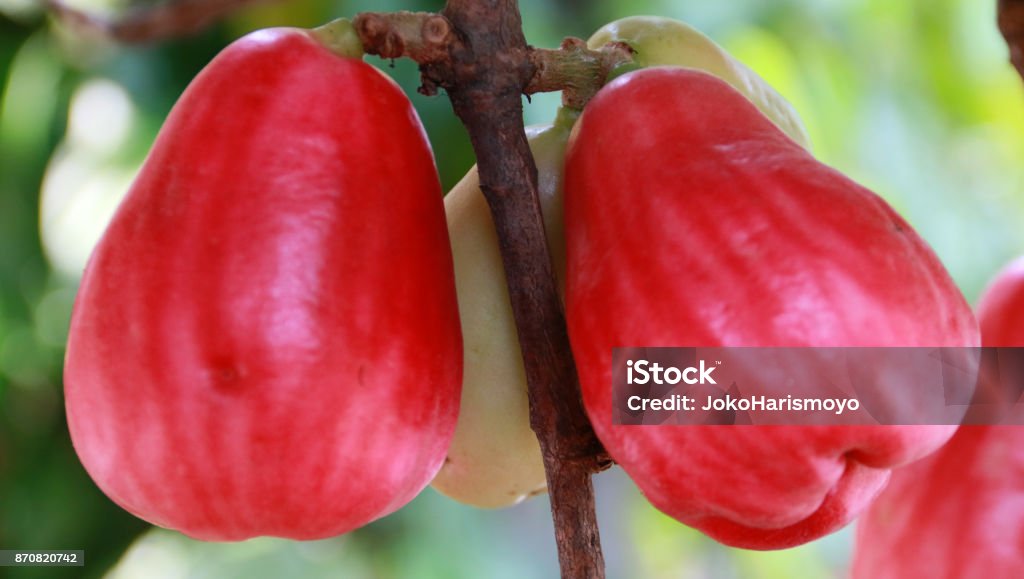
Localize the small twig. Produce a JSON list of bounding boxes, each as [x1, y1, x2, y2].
[[353, 12, 452, 63], [999, 0, 1024, 80], [527, 38, 632, 109], [47, 0, 272, 43], [353, 11, 456, 96], [353, 10, 631, 104]]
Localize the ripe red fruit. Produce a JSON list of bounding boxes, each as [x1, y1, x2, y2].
[[853, 257, 1024, 578], [564, 68, 978, 549], [64, 27, 462, 541], [977, 257, 1024, 345]]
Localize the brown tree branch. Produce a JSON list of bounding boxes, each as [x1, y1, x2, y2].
[[999, 0, 1024, 80], [435, 0, 605, 572], [355, 3, 629, 577], [47, 0, 272, 43]]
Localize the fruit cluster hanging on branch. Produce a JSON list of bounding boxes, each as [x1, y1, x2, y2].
[[51, 1, 1024, 577]]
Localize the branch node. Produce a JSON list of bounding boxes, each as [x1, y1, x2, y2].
[[423, 15, 452, 46], [527, 39, 634, 110], [355, 14, 404, 59], [560, 36, 586, 51]]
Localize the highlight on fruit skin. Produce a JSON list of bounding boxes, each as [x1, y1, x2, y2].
[[64, 26, 462, 541], [852, 256, 1024, 579], [434, 15, 811, 509], [564, 66, 978, 550]]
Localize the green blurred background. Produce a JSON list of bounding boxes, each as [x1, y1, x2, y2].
[[1, 0, 1022, 577]]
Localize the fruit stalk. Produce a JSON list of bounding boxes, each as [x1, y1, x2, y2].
[[526, 39, 633, 108]]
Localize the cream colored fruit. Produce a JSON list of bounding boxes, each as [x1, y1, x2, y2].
[[433, 112, 575, 508], [588, 16, 810, 148], [434, 16, 810, 508]]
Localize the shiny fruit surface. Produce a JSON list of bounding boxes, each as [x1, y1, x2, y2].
[[565, 67, 977, 549], [65, 27, 462, 541], [853, 257, 1024, 578]]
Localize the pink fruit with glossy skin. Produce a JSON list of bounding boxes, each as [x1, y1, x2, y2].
[[853, 257, 1024, 578], [64, 26, 461, 541], [564, 67, 978, 549], [977, 257, 1024, 344]]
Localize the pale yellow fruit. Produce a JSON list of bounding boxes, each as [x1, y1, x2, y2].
[[434, 17, 809, 508], [433, 111, 575, 508]]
